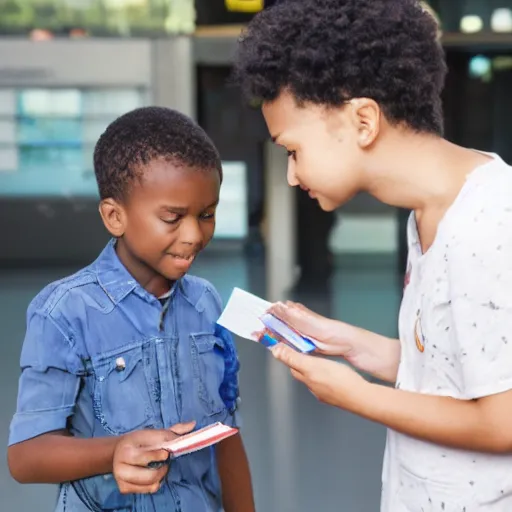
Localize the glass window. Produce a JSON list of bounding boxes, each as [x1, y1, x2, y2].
[[0, 87, 147, 196], [0, 0, 196, 37]]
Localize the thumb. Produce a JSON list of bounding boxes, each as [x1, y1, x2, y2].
[[169, 421, 196, 436], [271, 343, 308, 373]]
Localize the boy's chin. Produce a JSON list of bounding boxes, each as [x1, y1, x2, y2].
[[161, 257, 196, 280]]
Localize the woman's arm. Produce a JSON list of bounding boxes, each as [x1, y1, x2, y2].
[[342, 325, 401, 383]]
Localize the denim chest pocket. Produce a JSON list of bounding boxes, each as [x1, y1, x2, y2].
[[190, 333, 226, 416], [92, 344, 154, 435]]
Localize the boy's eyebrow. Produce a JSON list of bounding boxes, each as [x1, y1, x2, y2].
[[271, 134, 281, 143], [202, 200, 219, 210], [161, 206, 188, 214], [160, 200, 219, 213]]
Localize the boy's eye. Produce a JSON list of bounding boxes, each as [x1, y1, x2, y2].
[[287, 150, 297, 161], [162, 214, 181, 224], [200, 211, 216, 220]]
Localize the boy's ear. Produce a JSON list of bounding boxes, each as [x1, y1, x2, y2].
[[99, 198, 126, 237]]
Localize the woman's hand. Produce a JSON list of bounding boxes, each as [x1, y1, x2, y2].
[[266, 301, 401, 383], [271, 344, 367, 409], [267, 301, 357, 358]]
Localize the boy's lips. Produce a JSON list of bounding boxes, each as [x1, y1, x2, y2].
[[169, 254, 196, 262], [170, 253, 195, 260], [168, 253, 196, 270]]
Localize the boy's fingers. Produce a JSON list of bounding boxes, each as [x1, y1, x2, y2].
[[136, 447, 170, 468], [169, 421, 196, 436], [116, 460, 168, 486], [118, 443, 168, 468], [117, 476, 165, 495]]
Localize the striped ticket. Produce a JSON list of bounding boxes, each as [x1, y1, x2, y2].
[[161, 423, 238, 458]]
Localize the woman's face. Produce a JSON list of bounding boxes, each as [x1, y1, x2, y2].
[[262, 90, 369, 212]]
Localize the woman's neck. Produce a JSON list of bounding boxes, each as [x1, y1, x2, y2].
[[364, 133, 491, 217]]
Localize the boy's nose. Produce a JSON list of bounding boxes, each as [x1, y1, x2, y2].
[[179, 218, 204, 246]]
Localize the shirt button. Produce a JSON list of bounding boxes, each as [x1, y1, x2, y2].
[[115, 357, 126, 371]]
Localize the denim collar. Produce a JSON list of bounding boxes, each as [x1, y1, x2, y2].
[[94, 240, 184, 305]]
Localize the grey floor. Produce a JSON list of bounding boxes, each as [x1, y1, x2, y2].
[[0, 250, 402, 511]]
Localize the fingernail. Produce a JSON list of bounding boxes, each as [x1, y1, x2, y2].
[[148, 460, 168, 469], [270, 345, 281, 357]]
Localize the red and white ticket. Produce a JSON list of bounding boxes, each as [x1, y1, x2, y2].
[[161, 422, 238, 458]]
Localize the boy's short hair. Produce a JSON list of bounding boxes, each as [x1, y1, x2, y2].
[[233, 0, 447, 135], [94, 107, 222, 200]]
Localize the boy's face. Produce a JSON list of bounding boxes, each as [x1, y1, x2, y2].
[[101, 159, 220, 285], [262, 90, 374, 212]]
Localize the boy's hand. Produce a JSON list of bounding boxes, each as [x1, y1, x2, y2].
[[113, 422, 195, 495]]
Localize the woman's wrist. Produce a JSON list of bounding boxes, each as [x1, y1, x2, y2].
[[322, 319, 361, 355], [334, 323, 400, 382]]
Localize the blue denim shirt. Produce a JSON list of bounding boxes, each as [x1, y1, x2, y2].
[[9, 241, 241, 512]]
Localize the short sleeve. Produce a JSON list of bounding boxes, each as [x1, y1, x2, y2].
[[448, 214, 512, 400], [9, 310, 82, 446]]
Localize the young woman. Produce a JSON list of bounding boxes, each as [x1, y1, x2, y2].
[[234, 0, 512, 510]]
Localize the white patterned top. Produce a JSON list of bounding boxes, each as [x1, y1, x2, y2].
[[381, 153, 512, 512]]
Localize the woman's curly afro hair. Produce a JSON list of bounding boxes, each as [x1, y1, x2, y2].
[[233, 0, 447, 135]]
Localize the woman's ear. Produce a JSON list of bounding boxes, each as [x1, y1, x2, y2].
[[99, 198, 126, 238], [348, 98, 381, 148]]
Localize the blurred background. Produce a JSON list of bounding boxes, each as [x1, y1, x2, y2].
[[1, 0, 512, 510]]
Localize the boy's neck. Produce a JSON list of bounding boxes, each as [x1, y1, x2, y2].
[[363, 132, 492, 219], [114, 241, 174, 298]]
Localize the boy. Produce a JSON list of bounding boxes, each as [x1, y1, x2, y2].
[[234, 0, 512, 510], [7, 107, 255, 512]]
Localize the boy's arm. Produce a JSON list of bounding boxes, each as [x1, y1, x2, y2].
[[8, 309, 117, 483], [8, 430, 118, 483], [8, 309, 185, 488], [213, 319, 254, 510], [8, 425, 192, 491], [216, 433, 255, 512]]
